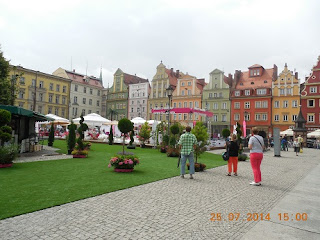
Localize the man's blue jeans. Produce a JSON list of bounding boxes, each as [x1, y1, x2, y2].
[[180, 152, 195, 175]]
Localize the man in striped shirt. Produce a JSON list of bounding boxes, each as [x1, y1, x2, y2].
[[178, 126, 198, 179]]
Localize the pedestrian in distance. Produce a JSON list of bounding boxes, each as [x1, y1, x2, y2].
[[248, 127, 265, 186], [226, 134, 240, 176], [178, 126, 198, 179], [293, 138, 300, 156], [298, 135, 304, 150]]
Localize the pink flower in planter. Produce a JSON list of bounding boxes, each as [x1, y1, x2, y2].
[[124, 160, 128, 164], [119, 162, 123, 165], [128, 160, 133, 164], [108, 164, 111, 168]]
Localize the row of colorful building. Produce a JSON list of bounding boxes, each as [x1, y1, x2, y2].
[[9, 56, 320, 137]]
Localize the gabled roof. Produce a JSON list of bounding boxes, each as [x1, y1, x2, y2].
[[123, 73, 148, 85], [65, 70, 103, 88], [165, 68, 181, 87], [248, 64, 263, 69], [235, 66, 274, 90]]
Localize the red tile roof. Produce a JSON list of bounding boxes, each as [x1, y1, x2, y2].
[[235, 67, 274, 90], [65, 70, 103, 88], [248, 64, 263, 69], [165, 68, 180, 87], [123, 73, 148, 85]]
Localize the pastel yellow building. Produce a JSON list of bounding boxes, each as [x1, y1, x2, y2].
[[10, 65, 71, 118], [272, 64, 300, 131]]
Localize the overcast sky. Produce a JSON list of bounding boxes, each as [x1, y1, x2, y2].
[[1, 0, 319, 88]]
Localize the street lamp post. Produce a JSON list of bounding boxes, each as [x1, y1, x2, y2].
[[166, 85, 174, 133]]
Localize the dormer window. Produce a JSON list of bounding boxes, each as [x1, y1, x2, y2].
[[257, 88, 266, 95], [250, 69, 260, 77], [235, 91, 240, 96], [264, 80, 267, 83], [240, 83, 243, 86], [245, 90, 250, 96], [251, 82, 254, 85]]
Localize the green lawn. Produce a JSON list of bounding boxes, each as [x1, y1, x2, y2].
[[0, 140, 225, 220]]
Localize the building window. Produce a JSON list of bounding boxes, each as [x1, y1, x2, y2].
[[48, 106, 52, 114], [89, 99, 92, 105], [274, 115, 279, 121], [131, 108, 133, 112], [83, 98, 86, 104], [82, 109, 86, 115], [262, 114, 267, 121], [308, 99, 315, 107], [75, 85, 78, 91], [72, 107, 78, 116], [214, 103, 218, 110], [274, 101, 280, 108], [173, 102, 177, 108], [181, 82, 185, 86], [257, 88, 266, 95], [292, 100, 298, 108], [181, 90, 185, 96], [195, 101, 199, 107], [184, 102, 187, 108], [18, 90, 24, 99], [234, 102, 240, 109], [214, 93, 218, 98], [188, 90, 191, 95], [97, 100, 100, 106], [188, 82, 191, 86], [39, 93, 43, 101], [49, 94, 53, 103], [255, 101, 261, 108], [55, 108, 59, 115], [62, 96, 66, 104], [38, 106, 42, 114], [84, 87, 87, 93], [184, 114, 187, 120], [32, 79, 36, 86], [63, 86, 66, 93], [98, 90, 100, 96], [219, 92, 222, 98], [287, 88, 292, 95], [56, 85, 60, 92], [61, 109, 65, 117], [178, 114, 182, 120], [244, 102, 250, 109], [245, 90, 250, 96], [255, 114, 261, 121], [262, 101, 268, 108], [235, 91, 240, 96], [90, 89, 93, 94], [178, 102, 182, 107], [245, 114, 250, 121], [50, 83, 53, 91], [283, 115, 288, 121], [213, 115, 218, 122], [222, 102, 227, 109], [39, 81, 44, 88], [307, 114, 314, 122], [310, 87, 317, 93], [234, 114, 240, 121], [283, 100, 288, 108], [222, 115, 227, 122], [280, 89, 285, 95], [55, 95, 59, 104], [74, 96, 77, 103], [88, 110, 92, 114], [209, 93, 213, 98], [19, 77, 25, 84], [292, 115, 298, 121]]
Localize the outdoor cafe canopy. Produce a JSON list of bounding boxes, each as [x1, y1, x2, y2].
[[73, 113, 110, 127]]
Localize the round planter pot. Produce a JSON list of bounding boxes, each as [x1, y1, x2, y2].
[[0, 163, 13, 168], [73, 155, 87, 158], [114, 168, 134, 173]]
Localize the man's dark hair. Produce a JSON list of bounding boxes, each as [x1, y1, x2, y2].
[[186, 126, 191, 132]]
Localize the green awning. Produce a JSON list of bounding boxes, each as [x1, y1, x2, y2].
[[0, 105, 54, 121]]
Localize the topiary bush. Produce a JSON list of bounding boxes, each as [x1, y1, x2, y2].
[[67, 121, 77, 153], [118, 118, 134, 154], [109, 126, 114, 145], [222, 128, 231, 139], [48, 123, 55, 146]]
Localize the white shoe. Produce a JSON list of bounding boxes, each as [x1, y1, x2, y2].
[[250, 181, 261, 186]]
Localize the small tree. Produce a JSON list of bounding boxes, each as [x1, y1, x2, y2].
[[48, 122, 55, 146], [109, 125, 114, 145], [191, 121, 209, 163], [222, 128, 231, 139], [76, 114, 88, 151], [67, 120, 77, 152], [0, 109, 12, 146], [169, 123, 180, 147], [118, 118, 134, 154], [139, 122, 151, 147]]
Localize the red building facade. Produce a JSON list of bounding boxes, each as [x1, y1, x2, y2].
[[230, 64, 277, 137], [301, 56, 320, 131]]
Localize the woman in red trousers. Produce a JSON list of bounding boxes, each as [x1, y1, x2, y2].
[[248, 127, 264, 186], [226, 134, 239, 176]]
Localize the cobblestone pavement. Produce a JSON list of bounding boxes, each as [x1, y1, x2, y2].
[[14, 145, 73, 163], [1, 148, 319, 240]]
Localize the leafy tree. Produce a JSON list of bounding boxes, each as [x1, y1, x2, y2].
[[169, 123, 180, 147], [0, 109, 12, 146], [191, 121, 209, 163], [48, 123, 55, 146], [222, 128, 231, 139], [109, 125, 114, 145], [118, 118, 133, 154], [67, 120, 77, 152], [107, 108, 118, 121], [0, 47, 12, 105], [139, 122, 151, 146]]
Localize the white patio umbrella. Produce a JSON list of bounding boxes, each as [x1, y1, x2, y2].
[[38, 114, 70, 125], [131, 117, 146, 126], [280, 129, 294, 136], [307, 129, 320, 138], [103, 120, 118, 125], [147, 120, 160, 126], [73, 113, 110, 127]]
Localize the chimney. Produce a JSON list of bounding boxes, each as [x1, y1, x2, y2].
[[273, 64, 278, 81], [295, 72, 298, 80], [228, 73, 233, 87], [176, 70, 179, 77], [170, 68, 173, 76]]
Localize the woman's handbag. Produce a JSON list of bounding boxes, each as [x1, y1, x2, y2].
[[222, 151, 229, 161]]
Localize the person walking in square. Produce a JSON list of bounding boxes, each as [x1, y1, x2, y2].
[[248, 127, 264, 186], [178, 126, 198, 179], [293, 138, 300, 156], [226, 134, 240, 176]]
